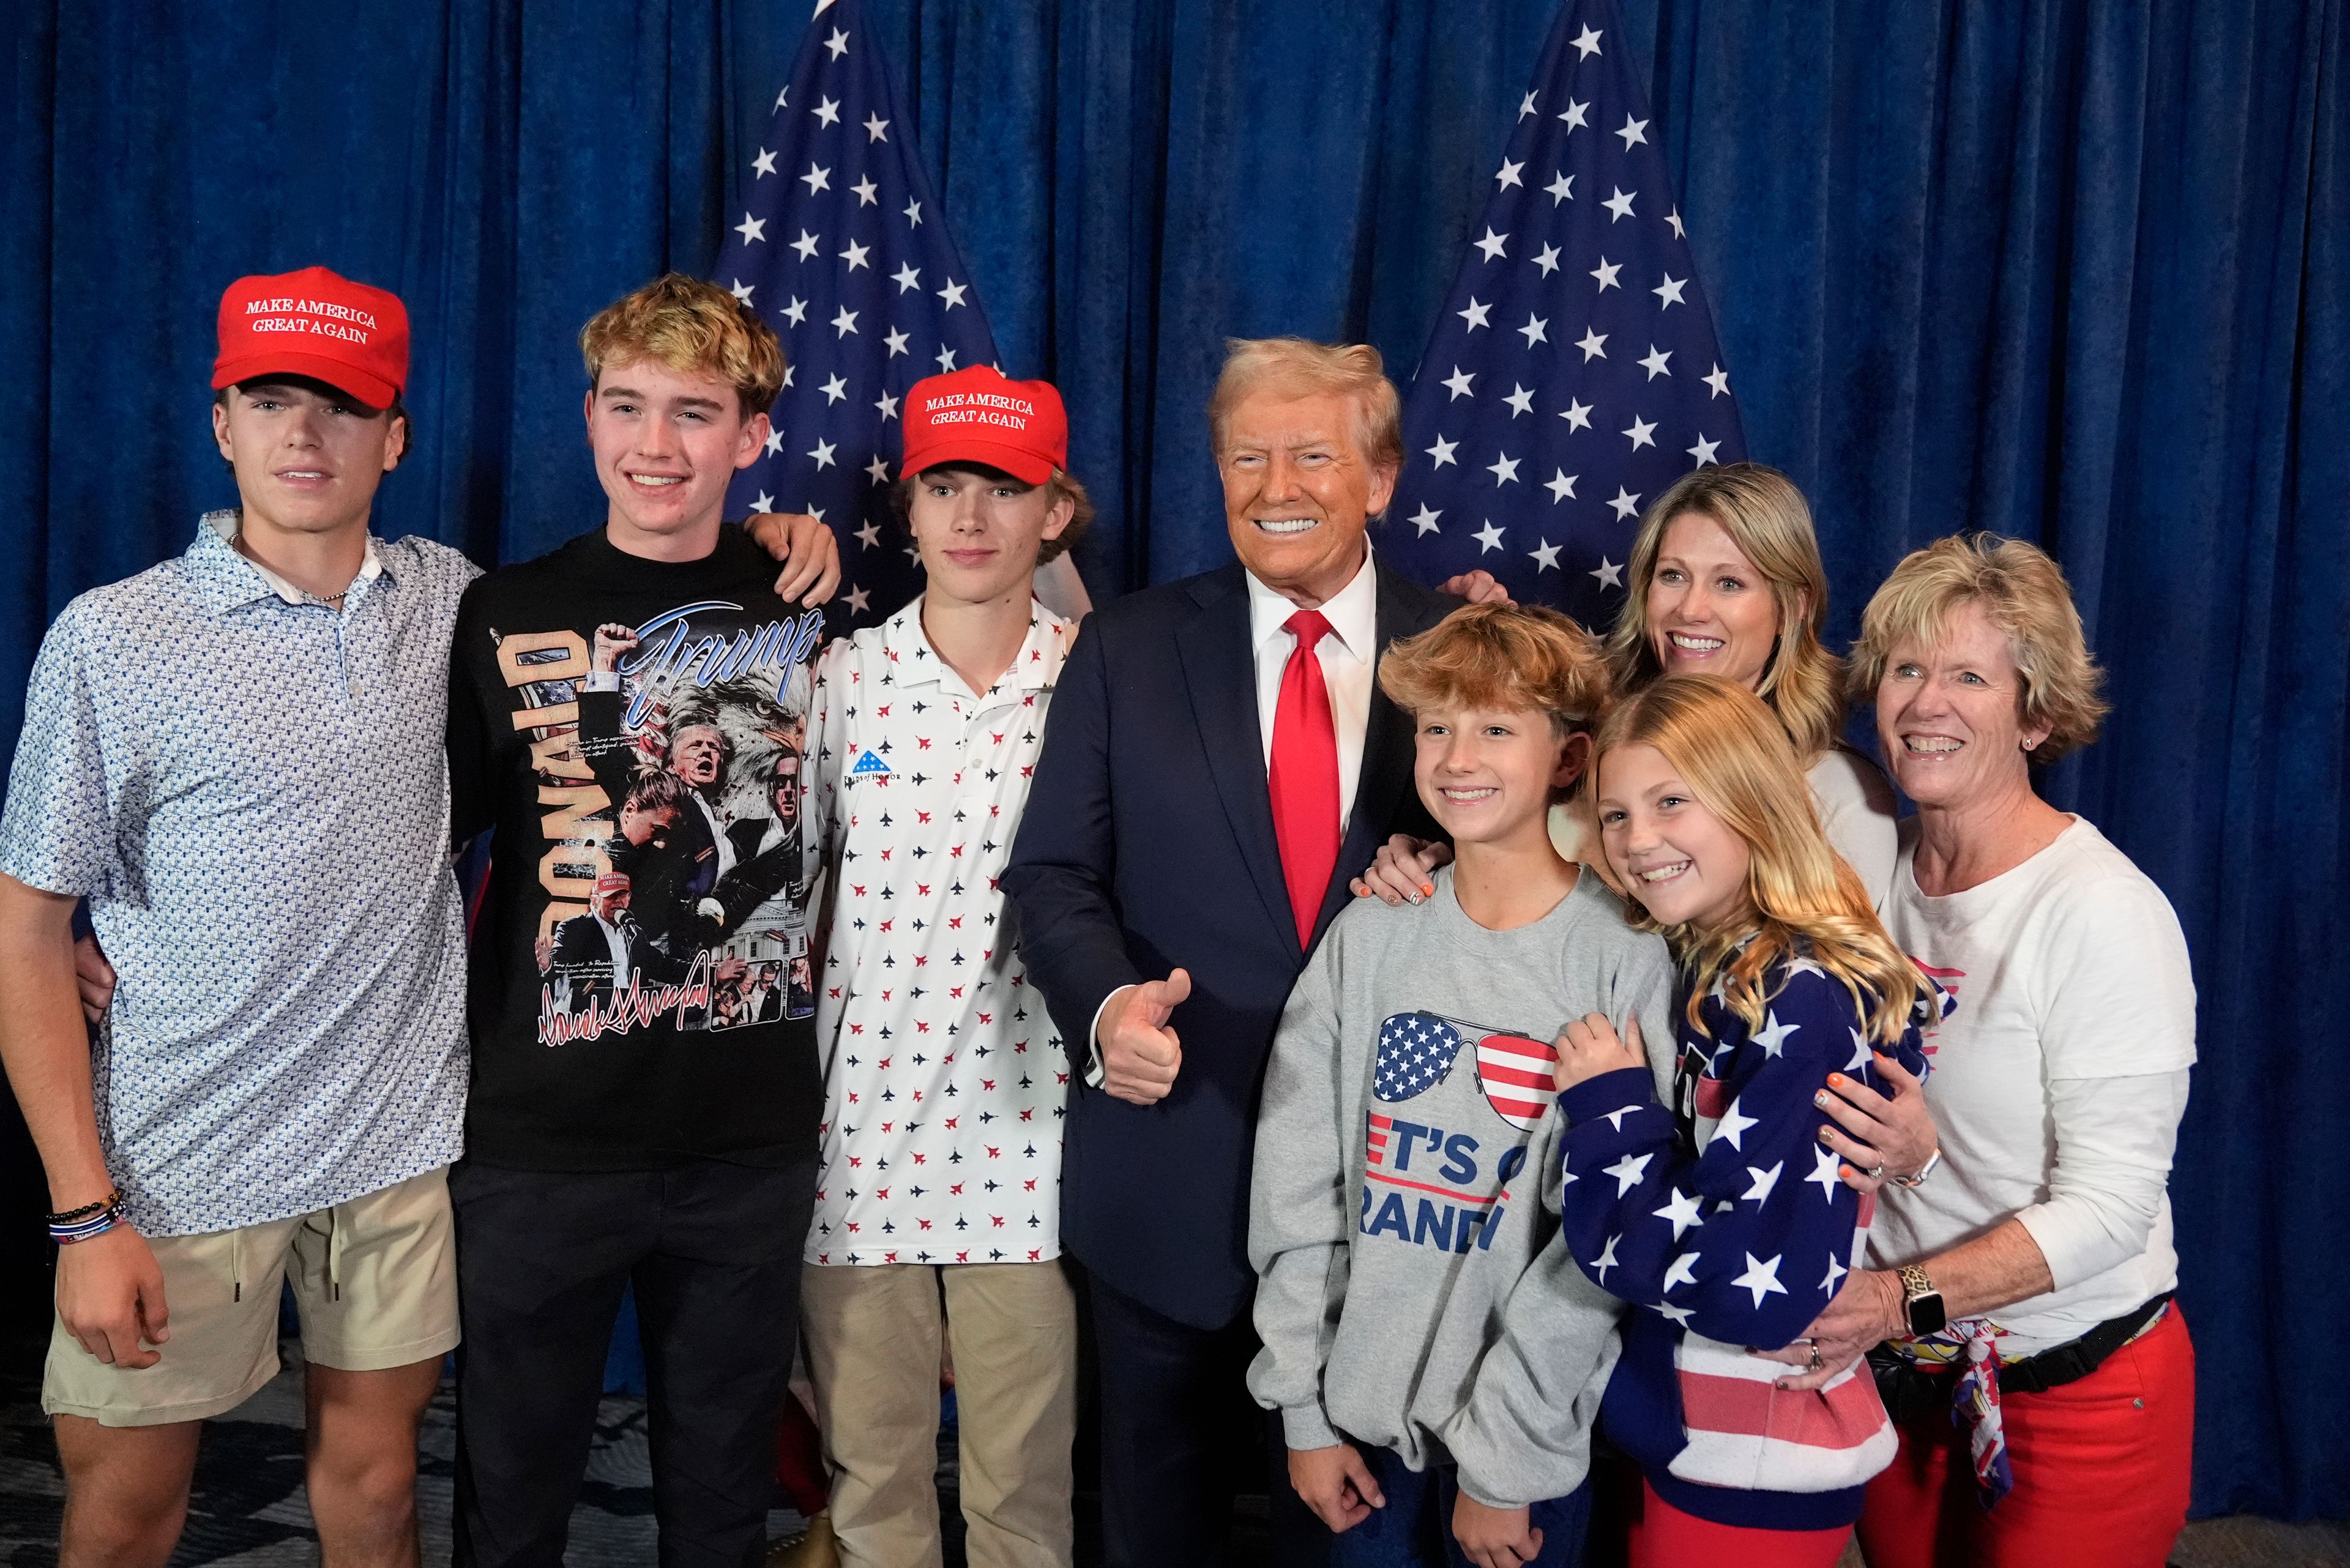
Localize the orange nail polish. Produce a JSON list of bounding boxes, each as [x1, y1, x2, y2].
[[1421, 883, 1434, 898], [1827, 1073, 1844, 1086]]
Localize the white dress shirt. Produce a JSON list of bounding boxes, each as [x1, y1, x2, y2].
[[1088, 542, 1382, 1080], [597, 913, 632, 991], [689, 789, 739, 881], [1242, 541, 1379, 835]]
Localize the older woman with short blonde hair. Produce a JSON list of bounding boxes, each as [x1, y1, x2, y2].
[[1788, 532, 2198, 1568]]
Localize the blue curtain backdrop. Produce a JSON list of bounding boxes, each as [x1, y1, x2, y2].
[[3, 0, 2342, 1521]]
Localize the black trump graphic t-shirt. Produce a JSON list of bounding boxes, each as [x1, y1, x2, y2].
[[449, 525, 825, 1170]]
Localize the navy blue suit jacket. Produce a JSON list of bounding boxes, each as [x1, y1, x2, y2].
[[1005, 556, 1455, 1329]]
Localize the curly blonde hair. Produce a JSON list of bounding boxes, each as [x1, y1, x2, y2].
[[1379, 603, 1611, 745], [1207, 337, 1404, 474], [580, 272, 785, 419], [1597, 675, 1929, 1042], [1603, 463, 1845, 765], [1847, 532, 2109, 763]]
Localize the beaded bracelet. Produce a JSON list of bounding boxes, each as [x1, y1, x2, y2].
[[45, 1192, 118, 1225], [48, 1191, 124, 1245]]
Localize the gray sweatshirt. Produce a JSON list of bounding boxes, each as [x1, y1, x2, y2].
[[1247, 866, 1677, 1507]]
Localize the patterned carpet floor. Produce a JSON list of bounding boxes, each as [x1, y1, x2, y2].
[[1, 1332, 2339, 1566]]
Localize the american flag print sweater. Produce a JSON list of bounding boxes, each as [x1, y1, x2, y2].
[[1556, 955, 1936, 1531]]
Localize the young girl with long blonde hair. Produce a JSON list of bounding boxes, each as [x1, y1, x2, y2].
[[1548, 674, 1944, 1567]]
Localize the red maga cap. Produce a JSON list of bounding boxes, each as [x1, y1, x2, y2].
[[212, 266, 410, 410], [900, 366, 1067, 485]]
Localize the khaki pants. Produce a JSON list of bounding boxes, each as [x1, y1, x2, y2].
[[800, 1260, 1077, 1568], [44, 1166, 458, 1427]]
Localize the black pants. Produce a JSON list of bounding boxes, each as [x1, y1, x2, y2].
[[1089, 1271, 1330, 1568], [449, 1157, 818, 1568]]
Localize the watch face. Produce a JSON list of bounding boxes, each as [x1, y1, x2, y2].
[[1908, 1292, 1948, 1337]]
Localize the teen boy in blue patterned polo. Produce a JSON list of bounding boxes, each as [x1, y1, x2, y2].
[[0, 268, 473, 1568]]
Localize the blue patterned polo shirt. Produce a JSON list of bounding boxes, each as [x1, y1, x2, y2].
[[0, 512, 477, 1236]]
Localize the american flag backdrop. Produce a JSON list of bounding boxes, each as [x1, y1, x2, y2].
[[1383, 0, 1749, 629], [710, 0, 999, 630]]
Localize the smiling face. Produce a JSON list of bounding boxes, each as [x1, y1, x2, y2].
[[906, 466, 1073, 608], [1874, 599, 2049, 812], [1412, 700, 1583, 853], [1597, 741, 1754, 931], [1219, 388, 1393, 607], [1644, 510, 1789, 691], [212, 379, 405, 540], [586, 357, 769, 560]]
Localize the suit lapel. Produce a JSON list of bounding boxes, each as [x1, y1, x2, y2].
[[1311, 559, 1431, 943], [1174, 568, 1298, 949]]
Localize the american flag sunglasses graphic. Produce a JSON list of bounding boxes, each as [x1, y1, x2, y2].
[[1373, 1009, 1560, 1131]]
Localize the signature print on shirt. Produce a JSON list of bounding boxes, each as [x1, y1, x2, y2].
[[1361, 1009, 1562, 1255], [492, 599, 824, 1044]]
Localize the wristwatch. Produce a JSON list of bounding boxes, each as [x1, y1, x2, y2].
[[1897, 1264, 1947, 1337], [1891, 1147, 1942, 1189]]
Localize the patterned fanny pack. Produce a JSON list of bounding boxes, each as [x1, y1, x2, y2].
[[1868, 1292, 2174, 1510]]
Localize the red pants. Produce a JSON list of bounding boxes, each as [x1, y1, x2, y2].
[[774, 1384, 830, 1518], [1624, 1479, 1850, 1568], [1857, 1305, 2195, 1568]]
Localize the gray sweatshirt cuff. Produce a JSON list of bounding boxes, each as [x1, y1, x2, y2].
[[1280, 1402, 1344, 1453]]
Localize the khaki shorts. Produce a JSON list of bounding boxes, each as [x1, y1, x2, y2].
[[43, 1165, 460, 1428]]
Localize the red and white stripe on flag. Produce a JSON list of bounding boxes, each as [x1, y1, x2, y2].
[[1476, 1033, 1560, 1130]]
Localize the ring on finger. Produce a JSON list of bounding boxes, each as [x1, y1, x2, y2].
[[1865, 1163, 1886, 1181], [1807, 1342, 1824, 1372]]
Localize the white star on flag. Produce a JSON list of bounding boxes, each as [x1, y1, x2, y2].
[[1654, 1187, 1706, 1241], [1712, 1098, 1759, 1151], [1751, 1011, 1799, 1058], [1384, 0, 1747, 622], [1734, 1252, 1789, 1307], [1807, 1144, 1845, 1201], [1602, 1151, 1654, 1195], [713, 1, 1005, 629]]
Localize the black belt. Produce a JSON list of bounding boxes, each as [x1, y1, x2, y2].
[[1869, 1291, 2174, 1424]]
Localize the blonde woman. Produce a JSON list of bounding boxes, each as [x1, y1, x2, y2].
[[1783, 534, 2197, 1568], [1550, 675, 1941, 1567], [1357, 463, 1898, 908], [1600, 463, 1897, 903]]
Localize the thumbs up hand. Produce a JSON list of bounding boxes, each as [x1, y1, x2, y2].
[[1099, 968, 1192, 1105]]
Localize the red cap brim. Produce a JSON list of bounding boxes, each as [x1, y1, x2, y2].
[[898, 436, 1057, 487], [211, 350, 400, 413]]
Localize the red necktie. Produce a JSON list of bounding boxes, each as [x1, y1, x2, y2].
[[1269, 610, 1341, 949]]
